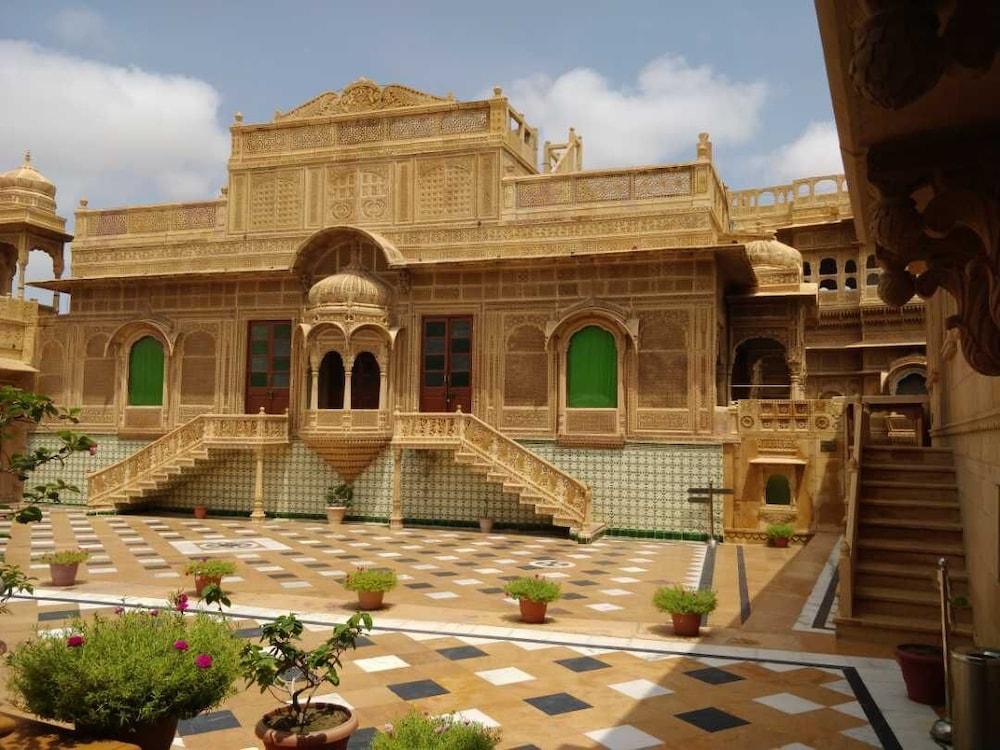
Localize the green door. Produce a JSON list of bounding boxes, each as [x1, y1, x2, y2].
[[128, 336, 165, 406]]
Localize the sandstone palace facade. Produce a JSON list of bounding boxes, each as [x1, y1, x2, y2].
[[0, 80, 926, 542]]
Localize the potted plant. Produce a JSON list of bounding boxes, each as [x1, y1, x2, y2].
[[185, 558, 237, 596], [504, 576, 561, 624], [479, 500, 494, 534], [325, 483, 353, 526], [6, 599, 240, 750], [343, 568, 397, 611], [372, 710, 501, 749], [895, 643, 945, 705], [241, 612, 372, 750], [653, 585, 717, 637], [765, 522, 795, 548], [40, 549, 89, 586], [193, 504, 208, 520]]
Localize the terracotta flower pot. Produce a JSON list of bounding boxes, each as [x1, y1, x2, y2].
[[519, 598, 547, 624], [357, 590, 384, 611], [896, 643, 945, 705], [255, 704, 358, 750], [479, 518, 494, 533], [769, 537, 790, 548], [50, 562, 80, 587], [326, 506, 347, 525], [671, 612, 702, 637], [78, 715, 179, 750], [194, 574, 222, 597], [193, 506, 208, 519]]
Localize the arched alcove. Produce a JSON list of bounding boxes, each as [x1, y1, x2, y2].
[[318, 351, 345, 409], [351, 352, 381, 409], [765, 474, 792, 505], [731, 338, 790, 401]]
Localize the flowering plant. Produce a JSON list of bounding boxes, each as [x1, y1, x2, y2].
[[343, 567, 397, 593], [371, 710, 501, 749], [184, 558, 236, 578], [5, 599, 240, 734], [39, 549, 90, 565], [503, 575, 561, 603], [241, 612, 372, 735]]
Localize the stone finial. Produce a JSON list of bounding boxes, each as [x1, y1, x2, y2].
[[697, 132, 712, 162], [234, 112, 244, 123], [23, 150, 31, 165], [492, 86, 503, 97], [78, 197, 88, 208]]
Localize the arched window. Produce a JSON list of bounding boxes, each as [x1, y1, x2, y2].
[[318, 351, 345, 409], [819, 279, 838, 291], [731, 337, 790, 401], [866, 254, 878, 269], [567, 326, 617, 408], [351, 352, 381, 409], [844, 259, 857, 273], [765, 475, 792, 505], [894, 372, 927, 395], [844, 277, 858, 290], [866, 272, 880, 286], [819, 258, 837, 275], [128, 336, 165, 406]]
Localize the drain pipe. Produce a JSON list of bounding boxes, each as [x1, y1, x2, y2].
[[930, 557, 953, 747]]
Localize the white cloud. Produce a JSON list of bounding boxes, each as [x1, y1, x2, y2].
[[0, 39, 229, 217], [502, 55, 768, 168], [754, 120, 843, 184], [50, 6, 111, 53]]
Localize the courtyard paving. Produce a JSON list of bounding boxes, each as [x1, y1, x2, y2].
[[0, 509, 938, 749]]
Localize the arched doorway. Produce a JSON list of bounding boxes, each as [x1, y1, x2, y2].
[[566, 325, 618, 407], [318, 351, 345, 409], [128, 336, 165, 406], [731, 338, 790, 401], [351, 352, 381, 409], [894, 372, 927, 395]]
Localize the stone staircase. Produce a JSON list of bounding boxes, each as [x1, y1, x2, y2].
[[87, 412, 290, 512], [839, 444, 972, 641], [394, 411, 604, 541]]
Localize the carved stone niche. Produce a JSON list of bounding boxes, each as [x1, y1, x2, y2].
[[868, 126, 1000, 375]]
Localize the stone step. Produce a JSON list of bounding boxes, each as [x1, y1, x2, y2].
[[863, 445, 954, 467], [857, 537, 966, 567], [859, 498, 961, 523], [836, 613, 972, 644], [860, 479, 958, 501], [860, 517, 962, 532], [857, 520, 963, 546], [855, 586, 973, 624], [862, 465, 955, 483]]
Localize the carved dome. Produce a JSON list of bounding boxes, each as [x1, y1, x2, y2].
[[0, 152, 57, 213], [745, 238, 803, 286], [308, 253, 391, 310]]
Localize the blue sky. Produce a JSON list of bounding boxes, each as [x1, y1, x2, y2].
[[2, 1, 841, 236]]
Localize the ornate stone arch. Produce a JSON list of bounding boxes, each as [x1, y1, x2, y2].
[[545, 299, 639, 350], [292, 225, 406, 282], [104, 318, 177, 358], [884, 355, 928, 395]]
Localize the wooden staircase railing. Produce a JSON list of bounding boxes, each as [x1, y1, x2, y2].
[[87, 411, 290, 510], [393, 410, 593, 533], [838, 399, 866, 619]]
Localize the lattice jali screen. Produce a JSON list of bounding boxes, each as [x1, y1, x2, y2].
[[180, 331, 217, 405], [416, 157, 475, 220], [503, 325, 547, 407], [37, 341, 65, 402], [638, 314, 688, 409], [82, 334, 116, 406]]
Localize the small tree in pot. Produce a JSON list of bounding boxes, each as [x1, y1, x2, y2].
[[40, 549, 89, 586], [325, 483, 353, 526], [504, 576, 561, 624], [478, 499, 494, 534], [185, 558, 237, 597], [653, 586, 717, 637], [765, 523, 795, 548], [241, 611, 372, 750], [343, 568, 397, 611]]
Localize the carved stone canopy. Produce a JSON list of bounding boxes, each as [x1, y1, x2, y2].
[[745, 238, 804, 286], [0, 151, 58, 213], [308, 251, 391, 310], [275, 79, 451, 121], [868, 126, 1000, 374]]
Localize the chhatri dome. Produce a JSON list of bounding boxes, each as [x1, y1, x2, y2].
[[307, 250, 391, 310], [745, 237, 804, 286], [0, 151, 58, 213]]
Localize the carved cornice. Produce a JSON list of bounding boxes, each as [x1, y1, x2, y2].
[[275, 79, 450, 120], [849, 1, 999, 109], [868, 126, 1000, 374]]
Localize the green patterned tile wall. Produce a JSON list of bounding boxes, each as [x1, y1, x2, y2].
[[25, 435, 151, 505], [24, 435, 722, 534]]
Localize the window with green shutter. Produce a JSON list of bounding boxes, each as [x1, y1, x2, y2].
[[128, 336, 165, 406], [566, 326, 617, 408]]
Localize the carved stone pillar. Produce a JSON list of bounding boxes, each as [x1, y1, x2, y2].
[[788, 359, 805, 400], [343, 356, 353, 411], [309, 368, 319, 410], [250, 447, 266, 522], [389, 446, 403, 529]]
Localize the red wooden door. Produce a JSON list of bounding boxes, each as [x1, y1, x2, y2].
[[245, 320, 292, 414], [420, 316, 472, 413]]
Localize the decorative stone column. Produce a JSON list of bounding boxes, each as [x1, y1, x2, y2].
[[389, 445, 403, 529], [309, 366, 319, 410], [343, 356, 353, 411], [250, 446, 266, 522]]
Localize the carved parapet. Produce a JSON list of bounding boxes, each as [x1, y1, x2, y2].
[[867, 127, 1000, 374], [729, 175, 850, 232], [75, 200, 222, 240]]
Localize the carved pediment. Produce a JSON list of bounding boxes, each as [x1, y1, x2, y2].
[[275, 79, 450, 120]]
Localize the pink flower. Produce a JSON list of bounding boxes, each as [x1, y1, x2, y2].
[[194, 653, 213, 669], [114, 606, 125, 615], [173, 639, 189, 652], [174, 593, 189, 612], [148, 609, 159, 617], [66, 635, 84, 648]]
